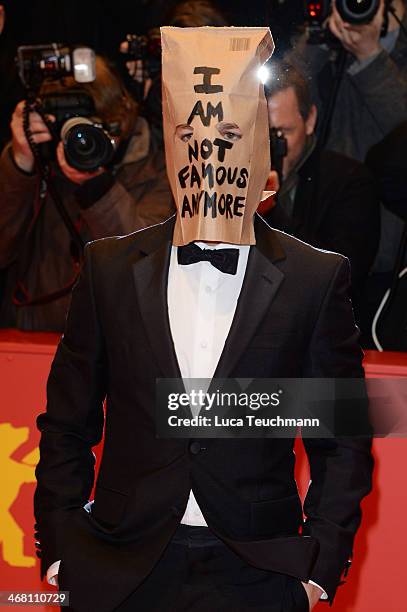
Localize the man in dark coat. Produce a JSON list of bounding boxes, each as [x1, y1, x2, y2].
[[262, 61, 380, 334]]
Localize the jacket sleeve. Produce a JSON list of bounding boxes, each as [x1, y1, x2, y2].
[[284, 33, 330, 105], [0, 144, 39, 267], [302, 257, 374, 603], [286, 32, 330, 76], [350, 49, 407, 136], [78, 168, 173, 240], [34, 242, 106, 578]]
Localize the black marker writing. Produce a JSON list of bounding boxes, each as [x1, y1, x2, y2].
[[193, 67, 223, 94], [187, 101, 224, 127]]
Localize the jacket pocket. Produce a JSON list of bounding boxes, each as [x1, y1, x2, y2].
[[90, 484, 129, 530], [250, 493, 303, 537]]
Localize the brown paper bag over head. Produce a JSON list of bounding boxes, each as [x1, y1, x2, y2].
[[161, 26, 274, 245]]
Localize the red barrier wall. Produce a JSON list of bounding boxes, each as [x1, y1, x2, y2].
[[0, 331, 406, 611]]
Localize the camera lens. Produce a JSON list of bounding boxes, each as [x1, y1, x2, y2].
[[73, 131, 97, 155], [336, 0, 380, 25], [60, 117, 116, 172]]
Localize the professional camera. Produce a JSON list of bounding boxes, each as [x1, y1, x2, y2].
[[16, 44, 118, 171], [42, 92, 119, 171], [125, 30, 161, 80], [305, 0, 392, 44]]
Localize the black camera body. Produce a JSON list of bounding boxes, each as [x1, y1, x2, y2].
[[16, 44, 118, 172], [270, 128, 288, 187]]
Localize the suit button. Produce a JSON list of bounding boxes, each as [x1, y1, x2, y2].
[[189, 441, 202, 455]]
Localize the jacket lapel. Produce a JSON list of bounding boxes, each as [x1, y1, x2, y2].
[[132, 216, 182, 382], [213, 215, 286, 380]]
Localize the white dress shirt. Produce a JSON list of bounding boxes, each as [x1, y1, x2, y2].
[[168, 241, 250, 525], [47, 240, 327, 599]]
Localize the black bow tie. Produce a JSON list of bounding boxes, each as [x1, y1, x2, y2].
[[177, 243, 239, 275]]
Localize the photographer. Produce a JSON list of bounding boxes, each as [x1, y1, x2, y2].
[[287, 0, 407, 161], [261, 61, 380, 333], [0, 54, 174, 332]]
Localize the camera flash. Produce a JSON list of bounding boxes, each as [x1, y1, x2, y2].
[[73, 47, 96, 83]]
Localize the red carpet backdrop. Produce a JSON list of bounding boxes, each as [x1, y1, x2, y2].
[[0, 331, 406, 611]]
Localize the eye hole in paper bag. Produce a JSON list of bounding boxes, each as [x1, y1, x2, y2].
[[216, 121, 242, 142], [176, 124, 195, 142]]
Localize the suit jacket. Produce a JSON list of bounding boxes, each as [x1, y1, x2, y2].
[[34, 214, 373, 611], [266, 147, 380, 319]]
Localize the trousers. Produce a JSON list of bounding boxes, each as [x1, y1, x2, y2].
[[114, 524, 310, 612]]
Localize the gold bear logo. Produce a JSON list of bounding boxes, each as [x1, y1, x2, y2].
[[0, 423, 39, 567]]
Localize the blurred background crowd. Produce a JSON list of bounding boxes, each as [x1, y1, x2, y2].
[[0, 0, 406, 351]]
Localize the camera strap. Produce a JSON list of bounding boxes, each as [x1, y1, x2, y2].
[[22, 98, 85, 252], [10, 98, 86, 308], [372, 220, 407, 350], [318, 47, 348, 150]]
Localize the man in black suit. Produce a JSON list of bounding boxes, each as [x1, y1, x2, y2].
[[34, 27, 373, 612], [262, 61, 380, 335]]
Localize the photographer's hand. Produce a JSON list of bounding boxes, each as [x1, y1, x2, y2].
[[56, 142, 105, 185], [11, 101, 53, 173], [328, 0, 384, 62]]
